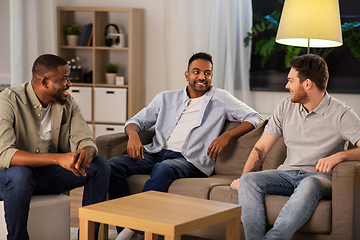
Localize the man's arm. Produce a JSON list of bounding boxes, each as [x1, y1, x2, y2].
[[125, 123, 144, 160], [10, 145, 96, 177], [207, 121, 255, 160], [230, 132, 279, 190], [315, 140, 360, 172]]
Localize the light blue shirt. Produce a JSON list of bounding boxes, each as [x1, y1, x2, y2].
[[125, 86, 263, 176]]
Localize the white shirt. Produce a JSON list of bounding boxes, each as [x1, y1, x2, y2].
[[40, 103, 52, 153], [164, 96, 203, 152]]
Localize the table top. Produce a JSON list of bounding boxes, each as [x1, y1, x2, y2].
[[79, 191, 241, 236]]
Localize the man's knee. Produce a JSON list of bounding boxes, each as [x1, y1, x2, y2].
[[1, 166, 35, 195], [151, 162, 175, 176], [89, 156, 111, 178]]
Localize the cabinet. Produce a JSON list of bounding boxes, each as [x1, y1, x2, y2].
[[57, 7, 144, 137]]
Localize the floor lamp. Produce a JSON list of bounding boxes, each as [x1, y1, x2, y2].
[[275, 0, 343, 53]]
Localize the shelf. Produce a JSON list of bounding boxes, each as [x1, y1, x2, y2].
[[57, 6, 144, 137]]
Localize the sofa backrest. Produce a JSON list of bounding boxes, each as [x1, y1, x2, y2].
[[214, 119, 287, 176]]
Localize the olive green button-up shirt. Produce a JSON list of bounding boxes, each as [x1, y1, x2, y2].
[[0, 82, 97, 169]]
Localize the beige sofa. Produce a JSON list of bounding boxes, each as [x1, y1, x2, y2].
[[96, 119, 360, 240]]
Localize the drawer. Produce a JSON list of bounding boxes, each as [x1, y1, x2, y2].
[[70, 87, 92, 121], [94, 87, 127, 123], [95, 124, 125, 139]]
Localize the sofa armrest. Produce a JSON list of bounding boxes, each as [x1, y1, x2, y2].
[[95, 129, 156, 159], [331, 160, 360, 239]]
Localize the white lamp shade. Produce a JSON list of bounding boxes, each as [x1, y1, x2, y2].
[[276, 0, 343, 48]]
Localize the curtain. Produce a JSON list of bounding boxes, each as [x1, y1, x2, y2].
[[163, 0, 253, 104], [10, 0, 57, 87]]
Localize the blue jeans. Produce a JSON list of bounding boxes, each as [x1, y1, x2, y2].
[[108, 149, 206, 198], [0, 156, 110, 240], [238, 170, 332, 240]]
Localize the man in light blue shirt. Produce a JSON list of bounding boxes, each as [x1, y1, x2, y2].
[[108, 52, 263, 240]]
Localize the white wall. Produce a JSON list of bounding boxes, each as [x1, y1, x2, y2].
[[0, 0, 10, 85], [1, 0, 359, 116]]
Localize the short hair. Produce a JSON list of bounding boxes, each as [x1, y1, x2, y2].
[[32, 54, 68, 77], [289, 54, 329, 91], [188, 52, 213, 70]]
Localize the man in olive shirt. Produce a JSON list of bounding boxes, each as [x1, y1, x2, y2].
[[0, 54, 110, 240]]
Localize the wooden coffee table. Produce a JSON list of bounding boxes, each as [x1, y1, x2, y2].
[[79, 191, 241, 240]]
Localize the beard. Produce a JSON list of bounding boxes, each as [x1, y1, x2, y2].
[[290, 87, 309, 104]]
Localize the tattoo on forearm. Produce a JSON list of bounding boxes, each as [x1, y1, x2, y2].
[[251, 147, 266, 172]]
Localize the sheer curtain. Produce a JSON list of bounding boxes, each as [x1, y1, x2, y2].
[[163, 0, 253, 104], [10, 0, 57, 87]]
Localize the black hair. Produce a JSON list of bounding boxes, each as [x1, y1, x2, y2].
[[32, 54, 68, 77], [188, 52, 213, 70]]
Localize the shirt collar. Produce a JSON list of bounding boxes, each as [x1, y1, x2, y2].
[[300, 91, 330, 115], [27, 81, 43, 109], [182, 85, 215, 103]]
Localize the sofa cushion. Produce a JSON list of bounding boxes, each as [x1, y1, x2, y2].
[[262, 137, 287, 170], [265, 195, 332, 234], [214, 119, 287, 175], [214, 120, 267, 176], [127, 174, 237, 199], [167, 175, 237, 199], [209, 185, 238, 204]]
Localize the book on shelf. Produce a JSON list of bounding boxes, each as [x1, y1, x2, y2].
[[83, 23, 92, 46], [79, 24, 88, 46], [87, 26, 93, 46]]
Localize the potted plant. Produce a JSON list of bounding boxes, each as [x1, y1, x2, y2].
[[64, 23, 81, 46], [105, 63, 118, 85]]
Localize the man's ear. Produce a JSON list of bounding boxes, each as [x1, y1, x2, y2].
[[185, 71, 189, 81], [41, 77, 49, 88], [303, 79, 312, 90]]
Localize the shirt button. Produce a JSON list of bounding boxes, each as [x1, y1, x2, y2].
[[37, 132, 40, 135], [38, 113, 41, 117], [169, 131, 171, 133], [175, 117, 178, 120]]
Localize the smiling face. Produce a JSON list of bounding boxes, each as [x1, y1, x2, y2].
[[185, 59, 213, 98], [285, 68, 309, 104], [45, 64, 71, 105]]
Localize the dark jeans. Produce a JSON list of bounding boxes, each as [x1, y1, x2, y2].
[[108, 149, 207, 233], [0, 156, 110, 240]]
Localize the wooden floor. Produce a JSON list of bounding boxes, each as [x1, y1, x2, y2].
[[70, 186, 84, 228], [70, 187, 115, 230]]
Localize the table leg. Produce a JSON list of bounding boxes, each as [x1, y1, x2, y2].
[[226, 217, 241, 240], [79, 218, 95, 240], [144, 232, 159, 240]]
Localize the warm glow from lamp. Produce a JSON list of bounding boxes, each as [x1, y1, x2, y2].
[[276, 0, 343, 51]]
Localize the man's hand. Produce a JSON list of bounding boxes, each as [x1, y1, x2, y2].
[[315, 152, 343, 173], [58, 147, 95, 177], [230, 178, 240, 190], [127, 135, 144, 160], [207, 133, 231, 160]]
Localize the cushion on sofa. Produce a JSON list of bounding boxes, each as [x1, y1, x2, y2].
[[167, 175, 237, 199], [262, 137, 287, 170], [214, 120, 268, 176], [209, 185, 238, 204], [264, 195, 332, 234]]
